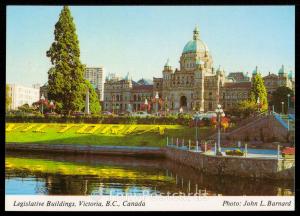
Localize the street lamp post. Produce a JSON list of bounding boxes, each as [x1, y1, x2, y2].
[[49, 101, 54, 113], [287, 94, 290, 114], [40, 94, 45, 115], [281, 101, 284, 115], [155, 92, 159, 116], [116, 104, 120, 114], [215, 104, 225, 156], [193, 112, 201, 144], [144, 98, 148, 113]]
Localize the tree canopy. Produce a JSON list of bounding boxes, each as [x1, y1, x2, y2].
[[249, 73, 268, 112], [46, 6, 100, 115], [6, 85, 12, 111], [270, 86, 294, 114]]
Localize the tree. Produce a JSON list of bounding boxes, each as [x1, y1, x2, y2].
[[6, 84, 12, 111], [249, 73, 268, 112], [46, 6, 100, 115], [85, 80, 100, 114], [230, 100, 257, 118], [270, 86, 294, 113]]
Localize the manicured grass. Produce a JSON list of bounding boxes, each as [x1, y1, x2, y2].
[[5, 123, 214, 147]]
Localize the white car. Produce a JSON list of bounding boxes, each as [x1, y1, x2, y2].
[[131, 111, 151, 117], [205, 111, 217, 118]]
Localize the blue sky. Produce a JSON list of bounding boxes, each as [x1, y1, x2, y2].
[[6, 6, 295, 86]]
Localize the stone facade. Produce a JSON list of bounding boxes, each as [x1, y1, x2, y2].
[[263, 65, 294, 101], [103, 26, 295, 113], [155, 27, 252, 112], [103, 73, 153, 113]]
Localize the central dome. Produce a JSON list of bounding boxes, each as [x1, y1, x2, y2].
[[182, 26, 208, 54]]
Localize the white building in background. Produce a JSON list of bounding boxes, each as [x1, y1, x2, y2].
[[84, 67, 105, 101], [7, 84, 40, 110]]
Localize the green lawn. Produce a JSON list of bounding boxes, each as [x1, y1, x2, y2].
[[6, 123, 214, 147]]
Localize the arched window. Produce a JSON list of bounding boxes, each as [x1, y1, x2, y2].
[[209, 102, 212, 110]]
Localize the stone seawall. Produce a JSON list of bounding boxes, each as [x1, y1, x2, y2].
[[6, 143, 165, 158], [6, 142, 294, 180], [164, 147, 294, 180]]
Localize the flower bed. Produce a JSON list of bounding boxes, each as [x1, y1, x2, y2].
[[159, 126, 165, 135], [225, 149, 244, 156], [21, 124, 37, 132], [33, 124, 48, 133], [124, 125, 137, 134], [58, 124, 74, 133], [76, 125, 89, 134], [86, 125, 102, 134], [6, 124, 15, 132], [281, 147, 295, 159]]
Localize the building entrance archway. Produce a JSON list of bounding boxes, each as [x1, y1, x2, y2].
[[180, 96, 187, 107]]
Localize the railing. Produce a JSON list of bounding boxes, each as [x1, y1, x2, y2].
[[165, 136, 282, 159], [273, 112, 288, 130], [288, 114, 295, 121]]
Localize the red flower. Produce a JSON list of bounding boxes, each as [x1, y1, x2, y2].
[[282, 147, 295, 155]]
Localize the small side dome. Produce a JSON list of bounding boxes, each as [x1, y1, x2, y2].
[[288, 70, 293, 79], [164, 58, 171, 67], [124, 72, 132, 81], [137, 78, 151, 85], [278, 65, 285, 75], [252, 66, 258, 75]]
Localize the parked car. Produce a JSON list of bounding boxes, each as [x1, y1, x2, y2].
[[101, 111, 113, 116], [72, 111, 85, 117], [205, 111, 217, 118], [130, 111, 151, 117], [45, 112, 59, 117], [118, 111, 130, 116]]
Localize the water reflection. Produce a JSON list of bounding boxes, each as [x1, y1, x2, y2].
[[5, 151, 294, 196]]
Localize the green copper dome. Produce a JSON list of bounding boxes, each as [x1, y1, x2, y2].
[[182, 26, 208, 54], [278, 65, 285, 75], [288, 70, 293, 79], [183, 40, 207, 54]]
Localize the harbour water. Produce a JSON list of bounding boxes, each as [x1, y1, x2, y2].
[[5, 151, 294, 196]]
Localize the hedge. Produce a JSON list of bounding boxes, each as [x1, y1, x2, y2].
[[5, 115, 193, 126]]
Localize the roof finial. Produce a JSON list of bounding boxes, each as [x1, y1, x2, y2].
[[193, 25, 200, 40], [165, 58, 170, 67]]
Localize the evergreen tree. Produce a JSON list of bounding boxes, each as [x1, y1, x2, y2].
[[270, 86, 294, 113], [249, 73, 268, 112], [46, 6, 100, 115], [6, 84, 12, 111], [85, 80, 101, 114]]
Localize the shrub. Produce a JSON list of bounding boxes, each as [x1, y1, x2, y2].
[[225, 149, 244, 156], [5, 115, 193, 126]]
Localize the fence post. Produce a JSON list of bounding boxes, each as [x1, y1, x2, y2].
[[176, 138, 179, 148], [171, 137, 173, 146], [215, 142, 217, 155], [196, 140, 199, 152], [205, 141, 207, 153], [166, 136, 168, 146], [189, 139, 191, 151], [277, 144, 280, 160], [182, 138, 184, 148], [245, 143, 247, 157]]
